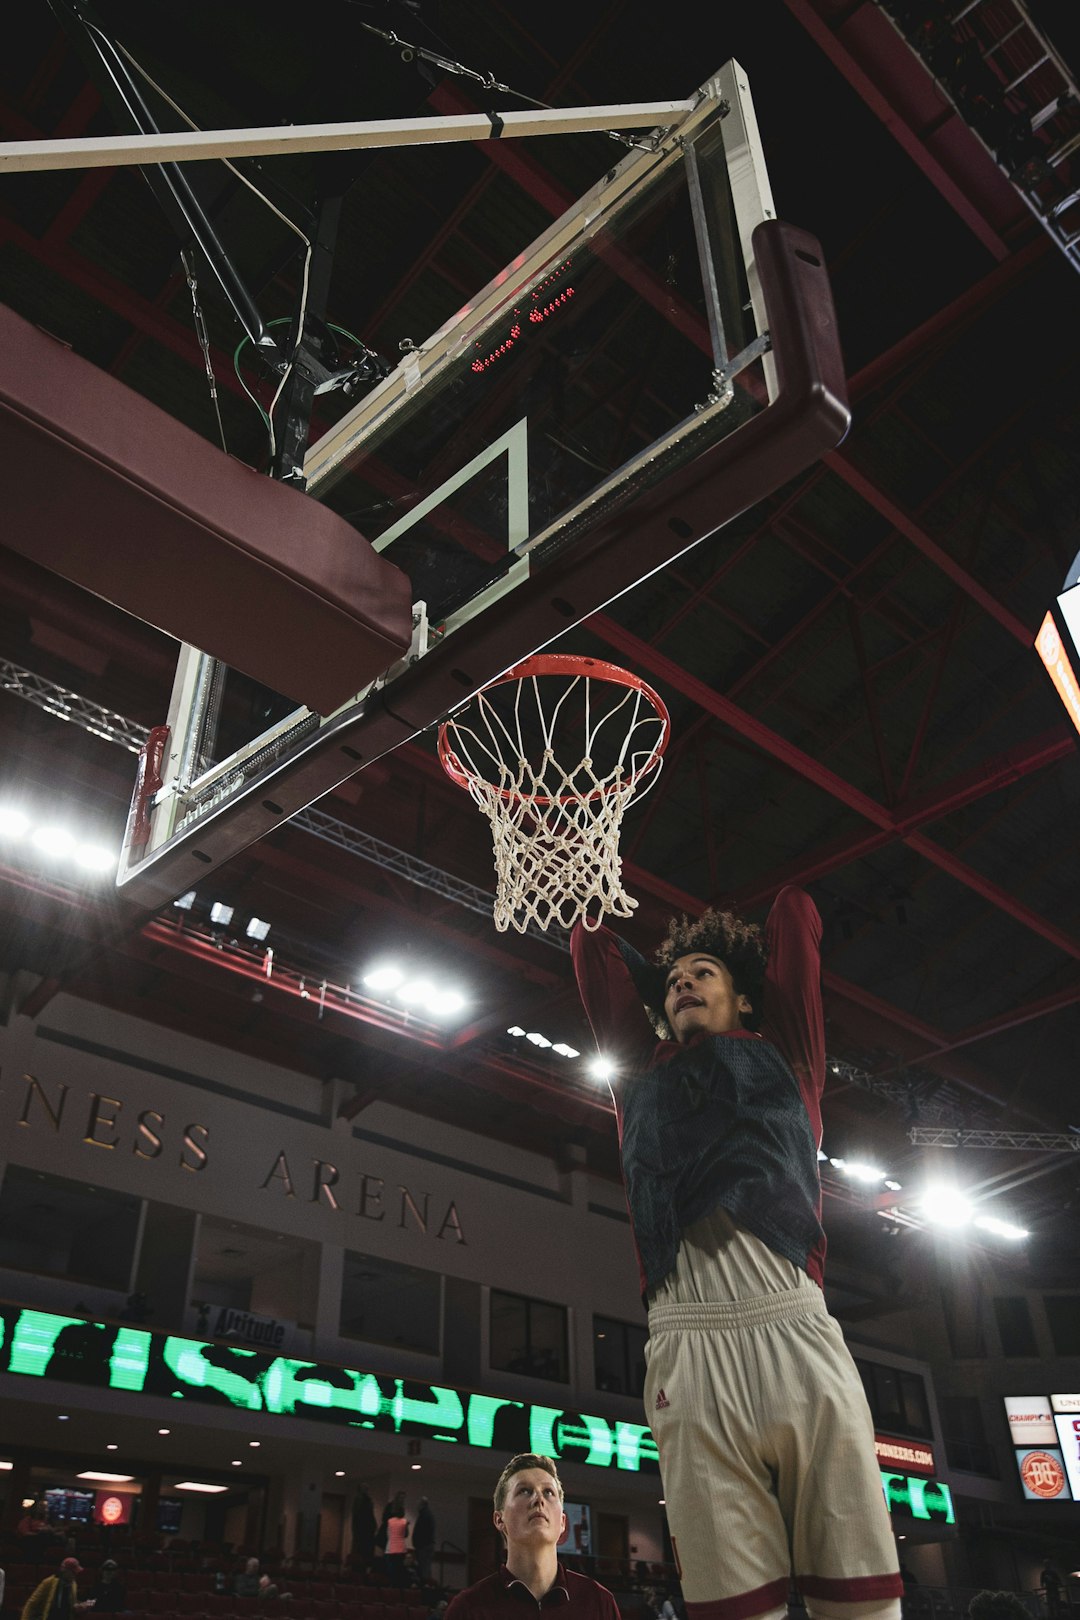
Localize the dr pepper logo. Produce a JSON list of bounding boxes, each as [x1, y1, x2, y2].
[[1020, 1451, 1067, 1499]]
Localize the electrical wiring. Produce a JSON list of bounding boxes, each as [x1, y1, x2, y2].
[[105, 30, 314, 464], [233, 318, 374, 426]]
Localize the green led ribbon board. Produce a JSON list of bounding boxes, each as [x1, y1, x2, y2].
[[0, 1307, 957, 1512], [0, 1307, 658, 1474], [880, 1472, 955, 1524]]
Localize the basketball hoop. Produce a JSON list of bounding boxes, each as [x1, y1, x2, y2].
[[438, 654, 670, 933]]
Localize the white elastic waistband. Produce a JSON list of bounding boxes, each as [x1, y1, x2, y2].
[[648, 1285, 826, 1333]]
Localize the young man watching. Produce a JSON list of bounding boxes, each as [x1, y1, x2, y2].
[[572, 886, 903, 1620], [444, 1454, 619, 1620]]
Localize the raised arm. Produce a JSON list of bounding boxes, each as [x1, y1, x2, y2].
[[570, 920, 663, 1074], [761, 885, 825, 1138]]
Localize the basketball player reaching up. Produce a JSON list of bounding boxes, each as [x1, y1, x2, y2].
[[571, 884, 902, 1620]]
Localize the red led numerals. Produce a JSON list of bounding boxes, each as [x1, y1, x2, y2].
[[471, 260, 574, 373]]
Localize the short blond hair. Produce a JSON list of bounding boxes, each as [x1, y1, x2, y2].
[[493, 1453, 564, 1511]]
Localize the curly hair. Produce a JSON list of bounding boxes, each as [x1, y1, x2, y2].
[[650, 906, 768, 1037], [967, 1593, 1032, 1620]]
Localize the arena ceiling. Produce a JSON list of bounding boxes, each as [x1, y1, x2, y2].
[[2, 0, 1080, 1296]]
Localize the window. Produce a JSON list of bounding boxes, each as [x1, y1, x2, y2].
[[994, 1296, 1039, 1357], [0, 1166, 139, 1291], [854, 1358, 932, 1438], [1044, 1295, 1080, 1356], [594, 1315, 648, 1395], [339, 1251, 441, 1354], [938, 1394, 998, 1476], [490, 1289, 568, 1381]]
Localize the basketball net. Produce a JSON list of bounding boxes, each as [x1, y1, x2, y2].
[[439, 656, 670, 933]]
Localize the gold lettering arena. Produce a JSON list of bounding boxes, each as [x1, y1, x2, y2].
[[13, 1073, 464, 1242]]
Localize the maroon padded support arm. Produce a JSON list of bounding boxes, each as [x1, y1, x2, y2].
[[0, 304, 413, 716]]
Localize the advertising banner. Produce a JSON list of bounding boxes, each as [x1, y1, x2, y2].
[[1052, 1411, 1080, 1499], [1003, 1396, 1056, 1446], [1014, 1447, 1070, 1501]]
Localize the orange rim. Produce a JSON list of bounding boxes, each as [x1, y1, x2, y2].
[[437, 654, 670, 806]]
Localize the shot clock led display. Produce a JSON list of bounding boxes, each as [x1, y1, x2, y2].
[[471, 261, 574, 372]]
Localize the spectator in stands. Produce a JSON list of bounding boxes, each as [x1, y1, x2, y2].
[[234, 1559, 262, 1599], [968, 1594, 1032, 1620], [1040, 1565, 1064, 1620], [21, 1557, 92, 1620], [258, 1574, 285, 1605], [17, 1502, 61, 1550], [87, 1562, 128, 1615], [444, 1453, 620, 1620], [351, 1484, 377, 1573], [412, 1498, 437, 1587], [384, 1495, 410, 1589]]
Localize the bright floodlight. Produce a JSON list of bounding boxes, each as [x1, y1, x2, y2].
[[0, 807, 30, 839], [506, 1025, 526, 1037], [589, 1055, 615, 1082], [364, 964, 404, 992], [73, 843, 117, 873], [428, 989, 465, 1018], [32, 825, 75, 856], [975, 1214, 1029, 1241], [884, 1179, 903, 1191], [395, 977, 435, 1007], [920, 1186, 973, 1228], [245, 916, 271, 941], [843, 1160, 886, 1184], [526, 1031, 552, 1048], [173, 890, 197, 910], [552, 1043, 580, 1058], [209, 901, 234, 925]]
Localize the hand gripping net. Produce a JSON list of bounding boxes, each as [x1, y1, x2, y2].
[[438, 655, 670, 933]]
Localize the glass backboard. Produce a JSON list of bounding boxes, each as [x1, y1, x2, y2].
[[117, 61, 849, 908]]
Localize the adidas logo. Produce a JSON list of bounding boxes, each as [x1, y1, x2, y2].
[[655, 1387, 670, 1410]]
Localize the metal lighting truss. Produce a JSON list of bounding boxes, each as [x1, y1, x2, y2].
[[909, 1125, 1080, 1150], [877, 0, 1080, 272]]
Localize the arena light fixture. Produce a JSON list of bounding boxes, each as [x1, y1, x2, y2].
[[552, 1042, 580, 1058], [77, 1472, 134, 1483], [506, 1024, 526, 1037], [246, 916, 271, 941], [919, 1186, 973, 1228], [395, 976, 435, 1007], [173, 890, 197, 911], [526, 1031, 552, 1048], [174, 1481, 229, 1492], [0, 806, 30, 838], [974, 1214, 1029, 1241], [74, 843, 117, 872], [589, 1055, 615, 1082], [210, 901, 234, 926], [840, 1160, 886, 1184], [428, 989, 466, 1018], [32, 825, 76, 856], [0, 1461, 13, 1471], [364, 964, 404, 992]]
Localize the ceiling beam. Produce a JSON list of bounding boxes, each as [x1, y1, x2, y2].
[[781, 0, 1028, 258]]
